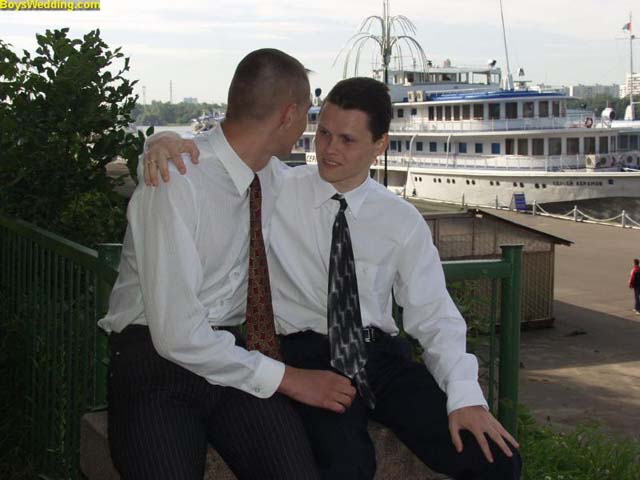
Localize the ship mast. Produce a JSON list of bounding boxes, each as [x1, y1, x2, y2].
[[499, 0, 514, 90], [629, 12, 635, 120]]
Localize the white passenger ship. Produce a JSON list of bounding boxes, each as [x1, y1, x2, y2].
[[296, 63, 640, 207]]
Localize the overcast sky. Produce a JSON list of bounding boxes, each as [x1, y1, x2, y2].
[[1, 0, 638, 104]]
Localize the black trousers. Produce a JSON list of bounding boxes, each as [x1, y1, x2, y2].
[[634, 286, 640, 311], [281, 331, 522, 480], [107, 325, 320, 480]]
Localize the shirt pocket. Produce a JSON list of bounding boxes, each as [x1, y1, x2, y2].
[[355, 261, 394, 321]]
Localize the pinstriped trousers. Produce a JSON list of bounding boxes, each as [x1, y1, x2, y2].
[[107, 325, 320, 480]]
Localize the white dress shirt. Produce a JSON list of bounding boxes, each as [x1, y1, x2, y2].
[[99, 125, 286, 399], [269, 165, 487, 413]]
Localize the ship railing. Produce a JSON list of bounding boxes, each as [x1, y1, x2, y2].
[[390, 114, 597, 133], [530, 202, 640, 229], [380, 153, 589, 171], [1, 215, 524, 478]]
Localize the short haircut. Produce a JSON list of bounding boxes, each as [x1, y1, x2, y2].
[[324, 77, 392, 141], [634, 258, 639, 265], [226, 48, 310, 122]]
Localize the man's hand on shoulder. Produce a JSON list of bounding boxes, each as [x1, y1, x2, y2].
[[448, 405, 519, 463], [278, 366, 356, 413], [144, 131, 200, 186]]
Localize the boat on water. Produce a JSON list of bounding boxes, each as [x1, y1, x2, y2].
[[293, 2, 640, 208]]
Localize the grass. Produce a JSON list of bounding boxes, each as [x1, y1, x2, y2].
[[518, 408, 640, 480]]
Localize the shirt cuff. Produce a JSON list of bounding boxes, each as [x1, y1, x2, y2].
[[245, 355, 286, 399], [446, 380, 489, 414]]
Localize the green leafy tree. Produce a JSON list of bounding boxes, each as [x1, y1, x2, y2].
[[0, 29, 146, 247]]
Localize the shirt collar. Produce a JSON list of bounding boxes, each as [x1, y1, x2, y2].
[[207, 124, 255, 196], [312, 173, 372, 219]]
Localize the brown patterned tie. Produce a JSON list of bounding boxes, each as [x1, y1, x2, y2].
[[245, 174, 281, 360]]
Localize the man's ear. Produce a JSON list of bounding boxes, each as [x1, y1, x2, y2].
[[374, 133, 390, 156], [279, 102, 298, 130]]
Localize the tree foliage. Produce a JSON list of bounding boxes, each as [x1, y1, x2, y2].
[[0, 29, 146, 247], [567, 94, 630, 118]]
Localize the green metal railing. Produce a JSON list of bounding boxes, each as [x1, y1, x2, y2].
[[0, 215, 522, 479], [443, 244, 523, 435], [0, 216, 117, 479]]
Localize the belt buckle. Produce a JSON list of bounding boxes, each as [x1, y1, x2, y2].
[[362, 327, 374, 343]]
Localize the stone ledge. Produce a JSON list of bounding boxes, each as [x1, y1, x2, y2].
[[80, 411, 449, 479]]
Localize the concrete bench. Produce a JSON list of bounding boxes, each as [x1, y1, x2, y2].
[[80, 411, 449, 479]]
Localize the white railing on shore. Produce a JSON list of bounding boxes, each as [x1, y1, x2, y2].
[[529, 201, 640, 229]]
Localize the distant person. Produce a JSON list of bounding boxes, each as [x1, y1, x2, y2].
[[630, 258, 640, 314], [145, 77, 522, 479], [99, 49, 357, 480]]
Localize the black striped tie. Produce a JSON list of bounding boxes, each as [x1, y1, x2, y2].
[[327, 194, 375, 409]]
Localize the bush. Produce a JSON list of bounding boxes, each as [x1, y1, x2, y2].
[[0, 29, 145, 247]]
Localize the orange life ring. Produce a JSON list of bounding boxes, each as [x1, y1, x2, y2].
[[584, 117, 593, 128]]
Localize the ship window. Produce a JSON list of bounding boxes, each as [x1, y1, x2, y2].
[[612, 136, 616, 152], [436, 106, 443, 120], [535, 183, 540, 189], [506, 102, 518, 119], [310, 113, 317, 121], [462, 104, 471, 120], [584, 137, 596, 154], [443, 143, 448, 152], [567, 138, 580, 155], [490, 181, 494, 186], [608, 179, 614, 185], [631, 135, 639, 150], [447, 178, 451, 184], [433, 178, 437, 183], [513, 182, 518, 187], [445, 106, 452, 121], [488, 103, 500, 120], [475, 143, 484, 154], [415, 177, 418, 182], [517, 139, 528, 155], [505, 139, 515, 155], [459, 143, 467, 154], [520, 182, 524, 187], [411, 108, 418, 116], [416, 141, 424, 151], [496, 181, 501, 186], [599, 137, 609, 154], [406, 141, 411, 150], [542, 184, 547, 188], [523, 102, 534, 118], [428, 107, 435, 121], [390, 140, 397, 150], [438, 178, 442, 183], [552, 101, 560, 117], [491, 143, 501, 154], [548, 138, 562, 156], [298, 139, 304, 147], [539, 101, 549, 118], [453, 105, 461, 120], [429, 142, 437, 152], [472, 180, 476, 185], [473, 104, 484, 120], [397, 108, 404, 118], [467, 180, 470, 185], [452, 179, 456, 184], [620, 135, 629, 150], [532, 138, 544, 155]]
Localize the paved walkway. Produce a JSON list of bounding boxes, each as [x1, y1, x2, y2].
[[490, 210, 640, 438]]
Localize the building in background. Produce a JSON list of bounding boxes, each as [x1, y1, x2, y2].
[[183, 97, 199, 104], [620, 74, 640, 98], [568, 84, 620, 98]]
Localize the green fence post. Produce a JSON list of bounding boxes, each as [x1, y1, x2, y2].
[[94, 244, 121, 407], [498, 244, 523, 436]]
